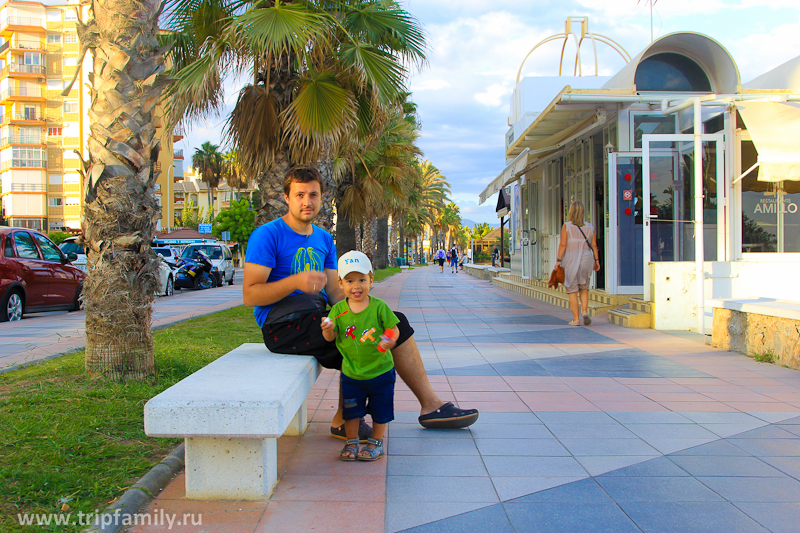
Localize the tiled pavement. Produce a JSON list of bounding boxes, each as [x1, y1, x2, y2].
[[130, 265, 800, 533]]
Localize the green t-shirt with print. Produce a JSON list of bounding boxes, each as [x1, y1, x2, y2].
[[329, 296, 399, 380]]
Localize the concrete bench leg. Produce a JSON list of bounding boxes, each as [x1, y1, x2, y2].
[[184, 437, 277, 500], [284, 398, 308, 436]]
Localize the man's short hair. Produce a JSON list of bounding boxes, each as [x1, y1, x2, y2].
[[283, 165, 325, 195]]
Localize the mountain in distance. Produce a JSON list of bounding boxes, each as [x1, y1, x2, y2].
[[461, 218, 500, 229]]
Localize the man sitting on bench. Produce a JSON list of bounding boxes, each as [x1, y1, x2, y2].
[[243, 166, 479, 441]]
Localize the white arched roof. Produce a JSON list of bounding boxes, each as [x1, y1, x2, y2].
[[602, 32, 740, 94], [743, 55, 800, 92]]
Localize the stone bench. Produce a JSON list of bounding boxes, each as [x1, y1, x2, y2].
[[144, 343, 320, 500], [708, 298, 800, 370]]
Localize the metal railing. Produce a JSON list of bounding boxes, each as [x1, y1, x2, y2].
[[1, 63, 46, 76], [3, 159, 46, 169], [2, 113, 45, 122], [5, 183, 46, 191], [174, 149, 184, 158], [2, 17, 45, 28], [12, 40, 45, 52], [1, 133, 45, 145], [0, 86, 45, 99]]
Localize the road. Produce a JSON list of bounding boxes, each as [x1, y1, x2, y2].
[[0, 270, 245, 373]]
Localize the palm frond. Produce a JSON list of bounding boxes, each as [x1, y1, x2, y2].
[[338, 42, 406, 105], [224, 84, 281, 176], [236, 1, 329, 58]]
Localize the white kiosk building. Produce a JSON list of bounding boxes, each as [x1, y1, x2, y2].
[[479, 20, 799, 365]]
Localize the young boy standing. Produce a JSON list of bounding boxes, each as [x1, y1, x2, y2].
[[321, 250, 400, 461]]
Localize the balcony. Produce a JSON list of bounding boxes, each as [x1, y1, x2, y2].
[[1, 113, 45, 123], [174, 149, 184, 158], [11, 41, 46, 53], [4, 183, 46, 191], [1, 132, 46, 145], [0, 63, 46, 77], [0, 86, 45, 100], [1, 17, 45, 29]]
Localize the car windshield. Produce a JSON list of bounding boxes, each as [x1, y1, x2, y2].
[[154, 249, 172, 258], [181, 245, 222, 260], [60, 241, 84, 255]]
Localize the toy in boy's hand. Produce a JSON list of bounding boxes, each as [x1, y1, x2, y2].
[[323, 310, 349, 327], [376, 329, 396, 353]]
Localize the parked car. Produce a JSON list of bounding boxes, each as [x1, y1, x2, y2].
[[155, 257, 175, 297], [58, 236, 87, 271], [1, 227, 86, 321], [179, 243, 234, 287], [152, 246, 180, 269]]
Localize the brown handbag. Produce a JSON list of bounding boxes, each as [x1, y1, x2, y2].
[[548, 264, 565, 288]]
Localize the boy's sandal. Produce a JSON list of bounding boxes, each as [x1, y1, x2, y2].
[[568, 320, 581, 326], [418, 402, 479, 429], [339, 439, 359, 461], [331, 418, 373, 443], [357, 438, 384, 461]]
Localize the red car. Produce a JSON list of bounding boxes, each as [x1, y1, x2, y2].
[[1, 227, 85, 322]]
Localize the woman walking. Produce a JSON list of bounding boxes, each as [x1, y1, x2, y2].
[[554, 201, 601, 326]]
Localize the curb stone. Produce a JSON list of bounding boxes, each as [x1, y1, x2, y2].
[[81, 443, 184, 533]]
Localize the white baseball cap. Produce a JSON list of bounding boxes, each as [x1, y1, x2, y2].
[[338, 250, 372, 278]]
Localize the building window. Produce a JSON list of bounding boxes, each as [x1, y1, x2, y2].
[[49, 221, 63, 231], [65, 10, 78, 21], [63, 101, 78, 113], [635, 53, 712, 92], [64, 34, 78, 44], [48, 127, 62, 136], [48, 197, 63, 207], [46, 34, 61, 43], [12, 147, 45, 167], [65, 197, 80, 206], [22, 52, 41, 66], [49, 174, 62, 184], [632, 114, 677, 149]]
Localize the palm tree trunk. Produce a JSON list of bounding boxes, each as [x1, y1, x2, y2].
[[255, 149, 291, 227], [83, 0, 167, 380], [334, 174, 356, 257], [375, 215, 388, 270]]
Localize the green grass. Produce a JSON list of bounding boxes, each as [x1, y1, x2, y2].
[[0, 306, 264, 533], [374, 266, 401, 281], [752, 350, 776, 364]]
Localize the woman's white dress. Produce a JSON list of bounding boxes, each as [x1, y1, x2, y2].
[[562, 221, 595, 288]]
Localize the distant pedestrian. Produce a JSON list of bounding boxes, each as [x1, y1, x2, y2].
[[459, 251, 467, 270], [492, 246, 499, 267], [436, 248, 446, 272], [450, 246, 459, 273], [554, 201, 600, 326]]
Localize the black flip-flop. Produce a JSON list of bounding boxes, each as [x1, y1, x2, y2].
[[418, 402, 479, 429], [331, 418, 373, 443]]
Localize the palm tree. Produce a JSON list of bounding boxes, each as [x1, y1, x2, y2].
[[192, 141, 224, 216], [440, 202, 461, 248], [162, 0, 426, 227], [77, 0, 169, 380], [402, 160, 449, 261], [222, 149, 250, 201]]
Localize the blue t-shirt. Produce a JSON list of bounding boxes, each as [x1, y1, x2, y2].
[[245, 218, 337, 327]]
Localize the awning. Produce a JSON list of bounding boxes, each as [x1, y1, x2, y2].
[[478, 149, 529, 205], [736, 101, 800, 182]]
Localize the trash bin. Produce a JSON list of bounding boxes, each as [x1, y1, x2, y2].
[[395, 257, 407, 267]]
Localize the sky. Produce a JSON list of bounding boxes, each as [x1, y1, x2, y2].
[[176, 0, 800, 226]]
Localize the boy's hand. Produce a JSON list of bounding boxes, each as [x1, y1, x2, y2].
[[377, 327, 399, 353], [321, 316, 335, 336]]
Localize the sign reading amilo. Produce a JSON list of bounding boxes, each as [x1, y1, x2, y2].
[[753, 198, 798, 214]]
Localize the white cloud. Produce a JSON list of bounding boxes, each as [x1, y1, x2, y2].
[[410, 79, 451, 91], [475, 83, 513, 107]]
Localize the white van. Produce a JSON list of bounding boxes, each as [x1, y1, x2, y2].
[[179, 243, 235, 287]]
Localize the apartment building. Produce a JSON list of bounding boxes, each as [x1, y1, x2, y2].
[[0, 0, 180, 232]]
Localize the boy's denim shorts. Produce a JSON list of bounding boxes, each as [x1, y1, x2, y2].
[[341, 368, 396, 424]]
